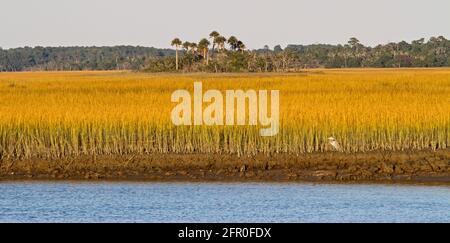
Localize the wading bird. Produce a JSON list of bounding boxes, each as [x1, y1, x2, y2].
[[328, 137, 342, 152]]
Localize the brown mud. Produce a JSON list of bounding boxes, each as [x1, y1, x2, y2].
[[1, 150, 450, 184]]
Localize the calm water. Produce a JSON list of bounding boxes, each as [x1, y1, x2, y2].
[[0, 182, 449, 222]]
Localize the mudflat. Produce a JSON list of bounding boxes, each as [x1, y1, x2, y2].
[[1, 149, 449, 184]]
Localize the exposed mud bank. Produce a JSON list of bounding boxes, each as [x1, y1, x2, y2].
[[1, 150, 450, 184]]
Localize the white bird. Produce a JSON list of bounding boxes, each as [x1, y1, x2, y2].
[[328, 137, 342, 152]]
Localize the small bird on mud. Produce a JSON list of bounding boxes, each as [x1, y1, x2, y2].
[[328, 137, 342, 152]]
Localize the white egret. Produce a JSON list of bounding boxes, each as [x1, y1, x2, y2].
[[328, 137, 342, 152]]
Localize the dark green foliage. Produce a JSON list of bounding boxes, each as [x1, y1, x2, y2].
[[1, 36, 449, 72], [0, 46, 174, 71], [142, 57, 177, 72], [145, 36, 449, 72]]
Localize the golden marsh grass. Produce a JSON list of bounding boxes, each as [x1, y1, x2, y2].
[[0, 69, 449, 159]]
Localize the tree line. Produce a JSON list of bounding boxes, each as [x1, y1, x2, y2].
[[1, 33, 449, 72], [0, 46, 174, 72], [145, 32, 450, 72]]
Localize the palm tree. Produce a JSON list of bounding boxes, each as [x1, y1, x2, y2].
[[198, 38, 210, 64], [171, 38, 182, 70], [209, 31, 220, 52], [227, 36, 239, 50], [215, 36, 227, 52], [189, 42, 198, 55], [182, 41, 191, 53], [237, 40, 246, 53]]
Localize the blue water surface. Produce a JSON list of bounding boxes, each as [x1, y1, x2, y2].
[[0, 182, 449, 222]]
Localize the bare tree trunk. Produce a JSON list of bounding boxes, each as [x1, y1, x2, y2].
[[204, 49, 208, 65], [175, 47, 179, 70], [210, 42, 215, 61]]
